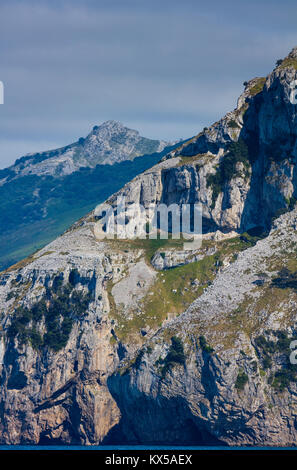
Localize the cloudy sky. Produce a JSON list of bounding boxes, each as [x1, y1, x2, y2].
[[0, 0, 296, 168]]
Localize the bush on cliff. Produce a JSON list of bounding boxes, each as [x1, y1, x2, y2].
[[161, 336, 186, 377]]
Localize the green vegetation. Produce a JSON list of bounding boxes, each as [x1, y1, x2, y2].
[[133, 350, 145, 369], [283, 195, 297, 212], [199, 335, 214, 354], [0, 145, 178, 272], [288, 196, 297, 210], [277, 57, 297, 71], [248, 78, 266, 96], [270, 367, 297, 391], [177, 154, 209, 167], [255, 331, 292, 357], [109, 251, 220, 343], [106, 235, 185, 265], [7, 275, 92, 351], [235, 369, 248, 390], [207, 139, 250, 209], [255, 330, 297, 392], [108, 234, 267, 343], [239, 226, 268, 247], [160, 336, 186, 377], [228, 120, 239, 129]]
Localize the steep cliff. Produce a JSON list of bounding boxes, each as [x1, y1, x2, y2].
[[1, 47, 297, 446], [109, 208, 297, 446]]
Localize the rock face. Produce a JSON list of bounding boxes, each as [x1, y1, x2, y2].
[[1, 48, 297, 446], [109, 209, 297, 446]]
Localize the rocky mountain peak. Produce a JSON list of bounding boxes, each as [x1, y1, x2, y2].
[[287, 45, 297, 59], [93, 120, 129, 132], [86, 119, 142, 149], [90, 120, 134, 137], [5, 121, 170, 179]]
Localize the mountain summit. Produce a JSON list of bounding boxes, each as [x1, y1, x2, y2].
[[6, 120, 169, 179], [1, 47, 297, 446]]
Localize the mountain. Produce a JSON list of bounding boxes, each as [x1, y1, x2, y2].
[[7, 120, 169, 178], [1, 47, 297, 445], [0, 121, 177, 271]]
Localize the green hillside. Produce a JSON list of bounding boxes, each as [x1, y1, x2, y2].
[[0, 147, 176, 271]]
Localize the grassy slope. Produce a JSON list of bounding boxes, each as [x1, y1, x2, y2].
[[107, 233, 260, 344]]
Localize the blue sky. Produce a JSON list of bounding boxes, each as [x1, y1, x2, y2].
[[0, 0, 297, 168]]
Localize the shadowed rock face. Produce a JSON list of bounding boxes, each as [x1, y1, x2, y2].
[[1, 48, 297, 446]]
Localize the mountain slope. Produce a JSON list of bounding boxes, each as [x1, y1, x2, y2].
[[0, 122, 177, 271], [1, 47, 297, 445]]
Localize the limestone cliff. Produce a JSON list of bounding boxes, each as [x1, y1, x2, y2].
[[1, 48, 297, 446]]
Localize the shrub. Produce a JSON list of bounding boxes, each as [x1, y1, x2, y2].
[[133, 350, 144, 369], [271, 365, 297, 392], [228, 120, 239, 129], [255, 330, 297, 391], [235, 370, 248, 390], [30, 328, 43, 349], [7, 277, 93, 352], [199, 335, 214, 354], [249, 78, 266, 96], [161, 336, 186, 377]]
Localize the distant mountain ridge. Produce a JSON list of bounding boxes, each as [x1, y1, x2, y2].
[[0, 122, 180, 270], [1, 120, 170, 181]]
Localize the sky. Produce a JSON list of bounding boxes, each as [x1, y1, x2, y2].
[[0, 0, 297, 168]]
